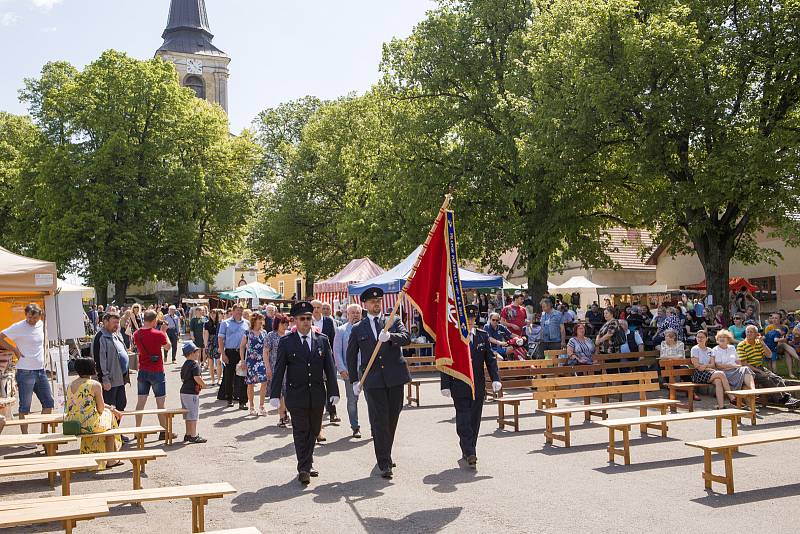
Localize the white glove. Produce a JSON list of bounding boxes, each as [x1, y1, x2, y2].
[[329, 396, 340, 405], [269, 398, 280, 409], [492, 381, 503, 393], [378, 330, 391, 343], [353, 382, 362, 396], [441, 389, 451, 398]]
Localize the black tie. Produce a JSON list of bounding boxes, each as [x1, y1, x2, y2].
[[301, 335, 309, 352], [374, 317, 382, 339]]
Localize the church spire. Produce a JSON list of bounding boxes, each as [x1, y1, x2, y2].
[[158, 0, 226, 56]]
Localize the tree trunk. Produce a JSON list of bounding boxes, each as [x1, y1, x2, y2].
[[692, 234, 734, 320], [305, 276, 315, 300], [95, 284, 108, 307], [177, 275, 189, 302], [113, 279, 128, 306], [526, 260, 549, 314]]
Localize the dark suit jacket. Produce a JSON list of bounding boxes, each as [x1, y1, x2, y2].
[[346, 315, 411, 389], [269, 330, 339, 411], [319, 316, 336, 345], [440, 329, 500, 398]]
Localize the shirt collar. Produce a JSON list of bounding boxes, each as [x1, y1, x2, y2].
[[367, 313, 382, 321]]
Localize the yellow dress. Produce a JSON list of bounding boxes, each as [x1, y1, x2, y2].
[[65, 380, 121, 468]]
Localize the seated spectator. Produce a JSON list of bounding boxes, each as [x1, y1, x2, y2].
[[711, 329, 755, 399], [485, 312, 512, 358], [566, 323, 595, 365], [500, 292, 527, 336], [640, 304, 653, 323], [626, 306, 645, 330], [585, 303, 604, 333], [596, 307, 625, 354], [690, 330, 732, 409], [651, 306, 667, 329], [728, 314, 746, 343], [736, 325, 800, 409], [657, 329, 685, 359], [559, 304, 575, 323], [763, 313, 800, 378], [713, 305, 727, 328], [744, 305, 761, 328], [64, 358, 122, 468], [618, 320, 644, 354], [684, 310, 707, 341]]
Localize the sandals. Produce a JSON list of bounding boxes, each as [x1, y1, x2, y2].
[[278, 415, 289, 427], [105, 460, 124, 469], [249, 407, 256, 416], [258, 406, 267, 417]]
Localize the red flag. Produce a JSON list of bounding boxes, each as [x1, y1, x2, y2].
[[404, 208, 474, 397]]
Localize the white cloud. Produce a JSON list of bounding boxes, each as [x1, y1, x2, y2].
[[31, 0, 63, 11], [0, 11, 19, 25]]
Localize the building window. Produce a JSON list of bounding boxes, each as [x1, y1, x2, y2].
[[278, 281, 284, 296], [184, 75, 206, 99], [749, 276, 777, 302]]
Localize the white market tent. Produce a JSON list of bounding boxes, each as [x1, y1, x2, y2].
[[551, 276, 606, 312]]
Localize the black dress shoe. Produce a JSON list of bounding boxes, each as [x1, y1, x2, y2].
[[466, 454, 478, 466], [309, 469, 319, 477], [316, 435, 327, 443], [330, 414, 341, 423], [298, 472, 311, 484], [381, 468, 393, 479], [352, 428, 361, 438], [238, 404, 248, 411]]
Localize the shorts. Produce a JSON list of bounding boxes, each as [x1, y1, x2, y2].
[[16, 369, 55, 413], [137, 370, 166, 398], [180, 393, 199, 421]]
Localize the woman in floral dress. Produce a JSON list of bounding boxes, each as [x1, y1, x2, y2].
[[64, 358, 122, 468], [240, 312, 268, 416], [265, 313, 290, 426]]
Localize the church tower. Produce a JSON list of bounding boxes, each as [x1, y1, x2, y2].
[[156, 0, 230, 113]]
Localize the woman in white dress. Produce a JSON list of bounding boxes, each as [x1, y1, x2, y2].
[[711, 329, 756, 393]]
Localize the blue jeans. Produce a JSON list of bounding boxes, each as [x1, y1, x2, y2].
[[137, 370, 166, 398], [342, 376, 359, 430], [16, 369, 55, 414]]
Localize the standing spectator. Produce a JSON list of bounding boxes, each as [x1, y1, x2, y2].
[[736, 325, 800, 408], [478, 293, 489, 321], [217, 303, 249, 409], [87, 305, 99, 334], [240, 312, 269, 416], [189, 308, 206, 369], [566, 323, 595, 365], [0, 304, 53, 434], [180, 342, 207, 443], [539, 298, 565, 351], [96, 312, 128, 418], [264, 304, 277, 332], [164, 306, 181, 363], [333, 303, 363, 438], [500, 292, 527, 337], [204, 309, 222, 386], [265, 313, 290, 427], [585, 303, 604, 333], [132, 310, 173, 441], [654, 307, 684, 345]]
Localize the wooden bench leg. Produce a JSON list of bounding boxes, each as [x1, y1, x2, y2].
[[622, 426, 631, 465], [415, 384, 421, 407], [406, 383, 412, 405], [60, 469, 71, 496], [497, 402, 505, 431], [190, 496, 207, 532], [668, 387, 678, 413], [749, 397, 757, 425], [63, 518, 74, 534], [639, 406, 647, 436], [723, 448, 735, 494], [133, 459, 142, 490], [563, 413, 571, 448], [512, 402, 519, 432], [544, 413, 553, 445], [44, 443, 57, 486], [166, 415, 174, 445], [715, 417, 723, 439], [608, 428, 616, 463], [703, 450, 712, 490], [584, 397, 591, 422], [137, 434, 145, 450], [687, 386, 695, 412]]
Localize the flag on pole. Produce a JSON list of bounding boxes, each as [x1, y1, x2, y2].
[[403, 208, 474, 398]]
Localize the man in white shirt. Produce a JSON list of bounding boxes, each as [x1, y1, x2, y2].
[[0, 303, 54, 433], [333, 304, 363, 437]]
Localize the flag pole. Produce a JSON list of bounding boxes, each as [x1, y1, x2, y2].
[[359, 195, 452, 386]]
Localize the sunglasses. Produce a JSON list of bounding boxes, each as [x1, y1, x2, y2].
[[296, 316, 312, 322]]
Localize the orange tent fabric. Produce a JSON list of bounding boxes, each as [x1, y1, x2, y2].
[[685, 277, 758, 293]]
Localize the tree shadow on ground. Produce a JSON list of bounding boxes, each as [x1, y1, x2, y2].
[[691, 482, 800, 507], [361, 506, 462, 533], [252, 442, 296, 464], [422, 464, 492, 493], [314, 436, 372, 457], [230, 474, 392, 512], [234, 423, 292, 442]]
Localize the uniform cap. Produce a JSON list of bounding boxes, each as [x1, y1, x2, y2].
[[360, 287, 384, 302], [290, 301, 314, 317], [465, 304, 479, 318]]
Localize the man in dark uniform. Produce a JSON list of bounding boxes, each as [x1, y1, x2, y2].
[[441, 304, 502, 466], [346, 286, 410, 479], [269, 301, 340, 485]]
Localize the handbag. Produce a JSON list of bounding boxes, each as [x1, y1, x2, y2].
[[235, 359, 247, 377], [527, 341, 544, 360], [63, 420, 81, 435]]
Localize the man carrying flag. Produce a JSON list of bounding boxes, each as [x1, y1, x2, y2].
[[441, 304, 502, 466]]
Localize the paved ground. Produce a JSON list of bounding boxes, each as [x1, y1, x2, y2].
[[3, 352, 800, 533]]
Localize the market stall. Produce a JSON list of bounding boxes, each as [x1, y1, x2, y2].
[[313, 258, 385, 311]]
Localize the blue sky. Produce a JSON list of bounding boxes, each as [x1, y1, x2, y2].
[[0, 0, 433, 132]]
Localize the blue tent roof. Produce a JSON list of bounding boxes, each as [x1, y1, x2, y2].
[[348, 245, 502, 296]]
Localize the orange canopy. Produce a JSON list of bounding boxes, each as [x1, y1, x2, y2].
[[685, 277, 758, 293]]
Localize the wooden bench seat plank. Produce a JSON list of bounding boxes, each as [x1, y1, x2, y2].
[[597, 408, 749, 428], [0, 449, 167, 467], [0, 500, 109, 533], [540, 399, 678, 415]]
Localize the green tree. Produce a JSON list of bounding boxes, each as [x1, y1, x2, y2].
[[381, 0, 632, 304], [0, 112, 41, 253], [549, 0, 800, 313], [19, 50, 205, 303]]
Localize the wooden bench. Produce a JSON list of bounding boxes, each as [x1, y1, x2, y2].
[[118, 409, 188, 445], [0, 482, 237, 533], [597, 408, 749, 465], [0, 499, 109, 534], [0, 456, 99, 496], [2, 413, 64, 433], [659, 357, 702, 412], [729, 385, 800, 425], [207, 529, 263, 534], [0, 433, 78, 456], [0, 449, 167, 493], [80, 425, 164, 450], [404, 356, 439, 407], [685, 428, 800, 494]]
